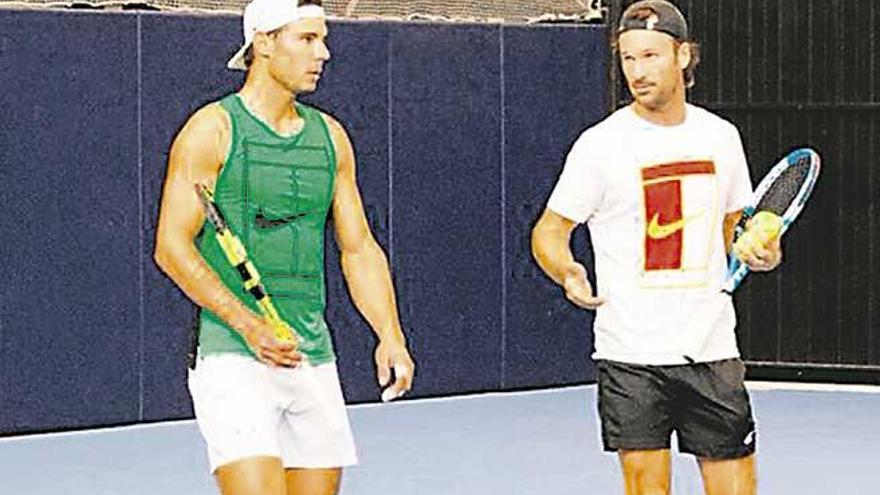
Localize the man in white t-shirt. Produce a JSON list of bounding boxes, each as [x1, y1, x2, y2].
[[531, 1, 781, 494]]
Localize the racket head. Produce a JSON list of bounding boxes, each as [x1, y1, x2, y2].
[[751, 148, 821, 232], [723, 147, 822, 293]]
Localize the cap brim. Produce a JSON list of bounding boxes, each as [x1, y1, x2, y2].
[[227, 41, 251, 71]]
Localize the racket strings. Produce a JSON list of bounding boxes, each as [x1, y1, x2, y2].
[[754, 157, 811, 215]]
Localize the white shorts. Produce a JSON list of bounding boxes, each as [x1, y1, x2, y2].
[[188, 354, 358, 473]]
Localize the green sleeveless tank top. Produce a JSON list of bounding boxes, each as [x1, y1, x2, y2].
[[196, 94, 337, 364]]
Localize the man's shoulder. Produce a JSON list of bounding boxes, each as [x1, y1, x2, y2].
[[171, 99, 232, 153], [296, 101, 344, 133], [199, 93, 238, 114], [594, 106, 635, 133], [294, 100, 332, 122], [187, 98, 232, 128], [572, 107, 632, 149], [686, 104, 740, 135]]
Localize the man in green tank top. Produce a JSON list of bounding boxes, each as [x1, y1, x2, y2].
[[154, 0, 415, 493]]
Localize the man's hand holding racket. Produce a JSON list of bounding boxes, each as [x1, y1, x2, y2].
[[733, 211, 783, 272], [563, 263, 605, 310], [723, 148, 820, 293], [238, 314, 303, 368], [194, 182, 304, 368]]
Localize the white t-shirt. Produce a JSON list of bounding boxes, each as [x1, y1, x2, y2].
[[547, 104, 753, 365]]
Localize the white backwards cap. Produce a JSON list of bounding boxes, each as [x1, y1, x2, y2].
[[227, 0, 325, 71]]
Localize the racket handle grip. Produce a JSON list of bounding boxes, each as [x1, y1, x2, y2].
[[271, 321, 296, 342], [257, 300, 296, 342], [722, 264, 750, 294]]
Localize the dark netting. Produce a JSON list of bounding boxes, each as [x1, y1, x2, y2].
[[0, 0, 604, 23]]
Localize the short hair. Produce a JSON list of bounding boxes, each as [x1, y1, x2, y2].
[[243, 0, 325, 69], [676, 39, 700, 89]]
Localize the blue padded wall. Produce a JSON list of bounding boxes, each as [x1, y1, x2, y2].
[[0, 9, 609, 433], [501, 25, 608, 388], [390, 24, 505, 395], [0, 11, 141, 432]]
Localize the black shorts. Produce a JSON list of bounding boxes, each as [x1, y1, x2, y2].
[[597, 358, 756, 459]]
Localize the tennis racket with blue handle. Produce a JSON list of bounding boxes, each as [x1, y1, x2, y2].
[[722, 148, 821, 294]]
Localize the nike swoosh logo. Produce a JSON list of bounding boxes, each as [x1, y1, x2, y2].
[[254, 210, 310, 229], [646, 210, 707, 239]]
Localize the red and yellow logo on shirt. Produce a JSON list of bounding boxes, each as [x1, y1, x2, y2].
[[640, 161, 717, 277]]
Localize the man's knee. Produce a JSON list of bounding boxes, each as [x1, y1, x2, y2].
[[619, 449, 671, 495], [698, 454, 756, 495]]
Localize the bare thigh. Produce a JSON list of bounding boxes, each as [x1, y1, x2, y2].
[[215, 456, 286, 495], [285, 467, 342, 495]]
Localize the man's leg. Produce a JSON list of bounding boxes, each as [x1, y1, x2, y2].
[[619, 449, 672, 495], [276, 364, 355, 495], [597, 361, 676, 495], [673, 360, 757, 495], [190, 357, 292, 495], [285, 467, 342, 495], [215, 456, 287, 495], [697, 454, 756, 495]]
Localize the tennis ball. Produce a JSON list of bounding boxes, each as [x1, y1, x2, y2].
[[748, 211, 783, 244], [733, 231, 763, 260]]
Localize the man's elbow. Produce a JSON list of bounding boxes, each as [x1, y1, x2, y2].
[[153, 234, 177, 276], [350, 237, 387, 265], [153, 244, 170, 274], [530, 221, 549, 264], [338, 237, 364, 266]]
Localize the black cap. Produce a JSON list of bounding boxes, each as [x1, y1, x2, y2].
[[618, 0, 688, 41]]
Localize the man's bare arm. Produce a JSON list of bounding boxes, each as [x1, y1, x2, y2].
[[723, 209, 742, 252], [532, 209, 604, 310], [153, 104, 299, 366], [325, 114, 414, 398]]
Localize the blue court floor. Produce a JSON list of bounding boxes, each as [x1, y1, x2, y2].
[[0, 383, 877, 495]]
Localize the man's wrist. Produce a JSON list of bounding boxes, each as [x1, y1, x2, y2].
[[560, 262, 585, 283], [226, 311, 259, 339], [378, 327, 406, 345]]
